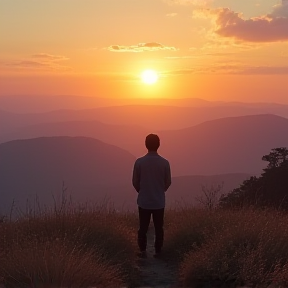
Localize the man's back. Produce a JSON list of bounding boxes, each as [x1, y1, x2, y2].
[[132, 151, 171, 209]]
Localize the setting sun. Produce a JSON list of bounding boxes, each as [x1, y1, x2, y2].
[[141, 69, 159, 85]]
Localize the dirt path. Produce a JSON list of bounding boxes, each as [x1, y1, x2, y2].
[[136, 226, 179, 288]]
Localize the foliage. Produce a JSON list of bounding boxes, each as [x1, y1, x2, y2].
[[219, 147, 288, 209], [262, 147, 288, 170]]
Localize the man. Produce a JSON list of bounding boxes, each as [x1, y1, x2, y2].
[[132, 134, 171, 258]]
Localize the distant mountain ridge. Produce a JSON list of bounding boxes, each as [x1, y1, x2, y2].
[[0, 95, 215, 113], [3, 101, 288, 131], [1, 95, 288, 113]]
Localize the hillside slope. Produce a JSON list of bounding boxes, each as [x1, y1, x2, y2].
[[159, 114, 288, 175], [0, 137, 136, 214]]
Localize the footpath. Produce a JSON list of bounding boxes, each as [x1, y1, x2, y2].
[[136, 227, 179, 288]]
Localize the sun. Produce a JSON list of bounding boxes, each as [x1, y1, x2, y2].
[[141, 69, 159, 85]]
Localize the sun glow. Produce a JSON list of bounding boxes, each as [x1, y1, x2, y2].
[[141, 69, 159, 85]]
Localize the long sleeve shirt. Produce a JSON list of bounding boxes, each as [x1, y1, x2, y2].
[[132, 152, 171, 209]]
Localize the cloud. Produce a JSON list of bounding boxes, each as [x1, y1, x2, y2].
[[31, 53, 69, 61], [5, 60, 49, 69], [207, 64, 288, 75], [107, 42, 177, 52], [200, 38, 259, 51], [270, 0, 288, 18], [194, 0, 288, 42], [1, 53, 70, 71], [164, 64, 288, 75], [236, 66, 288, 75]]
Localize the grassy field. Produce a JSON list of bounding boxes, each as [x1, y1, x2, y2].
[[0, 203, 139, 288], [2, 204, 288, 287]]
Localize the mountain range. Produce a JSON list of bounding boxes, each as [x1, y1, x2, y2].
[[1, 113, 288, 175], [2, 99, 288, 132], [1, 97, 288, 213], [1, 95, 288, 113]]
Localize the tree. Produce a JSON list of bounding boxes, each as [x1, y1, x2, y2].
[[219, 176, 260, 209], [219, 147, 288, 210], [262, 147, 288, 170]]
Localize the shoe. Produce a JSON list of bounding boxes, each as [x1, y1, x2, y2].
[[137, 251, 147, 258]]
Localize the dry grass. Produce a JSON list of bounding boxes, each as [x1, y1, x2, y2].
[[3, 202, 288, 288], [164, 207, 227, 261], [165, 207, 288, 287], [0, 204, 139, 288]]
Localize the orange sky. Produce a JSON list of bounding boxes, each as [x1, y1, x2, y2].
[[0, 0, 287, 103]]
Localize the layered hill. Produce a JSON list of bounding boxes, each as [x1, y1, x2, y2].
[[160, 114, 288, 175], [1, 114, 288, 176], [0, 137, 136, 214], [1, 95, 288, 114], [2, 102, 288, 132], [0, 120, 149, 156]]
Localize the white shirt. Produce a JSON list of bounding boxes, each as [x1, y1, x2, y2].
[[132, 151, 171, 209]]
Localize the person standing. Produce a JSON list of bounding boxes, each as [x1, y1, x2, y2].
[[132, 134, 171, 258]]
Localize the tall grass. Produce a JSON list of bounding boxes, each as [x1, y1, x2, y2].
[[165, 207, 288, 287], [164, 206, 228, 261], [0, 203, 139, 288], [3, 201, 288, 288]]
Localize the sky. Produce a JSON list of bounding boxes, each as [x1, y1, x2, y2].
[[0, 0, 288, 103]]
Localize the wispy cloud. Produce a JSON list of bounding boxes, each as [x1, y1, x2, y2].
[[236, 66, 288, 75], [107, 42, 177, 52], [164, 64, 288, 75], [193, 0, 288, 43], [31, 53, 69, 61], [1, 53, 70, 71]]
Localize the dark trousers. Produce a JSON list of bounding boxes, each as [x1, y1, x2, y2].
[[138, 206, 164, 252]]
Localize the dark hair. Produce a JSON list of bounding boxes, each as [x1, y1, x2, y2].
[[145, 134, 160, 151]]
